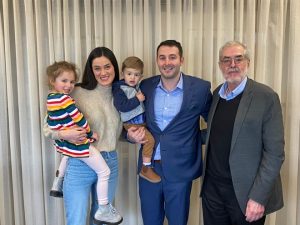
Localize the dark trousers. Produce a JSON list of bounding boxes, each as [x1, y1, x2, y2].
[[202, 175, 266, 225], [139, 161, 193, 225]]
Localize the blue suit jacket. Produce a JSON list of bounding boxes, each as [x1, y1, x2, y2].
[[139, 74, 212, 182]]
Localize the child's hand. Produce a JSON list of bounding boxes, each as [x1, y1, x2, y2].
[[136, 91, 145, 102]]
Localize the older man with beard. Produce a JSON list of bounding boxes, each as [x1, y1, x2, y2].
[[201, 41, 285, 225]]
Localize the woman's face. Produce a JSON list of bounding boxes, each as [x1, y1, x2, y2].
[[92, 56, 115, 86]]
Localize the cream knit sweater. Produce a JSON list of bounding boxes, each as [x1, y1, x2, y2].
[[44, 84, 123, 152], [71, 85, 123, 152]]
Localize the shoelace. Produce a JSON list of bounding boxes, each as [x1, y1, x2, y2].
[[109, 204, 117, 214]]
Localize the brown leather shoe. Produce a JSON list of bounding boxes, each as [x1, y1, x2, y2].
[[139, 165, 161, 183]]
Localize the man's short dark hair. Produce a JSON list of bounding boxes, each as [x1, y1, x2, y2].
[[156, 40, 183, 58]]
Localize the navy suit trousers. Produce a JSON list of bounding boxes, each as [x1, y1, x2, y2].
[[139, 161, 192, 225]]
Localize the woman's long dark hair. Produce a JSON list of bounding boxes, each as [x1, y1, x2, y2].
[[77, 47, 119, 90]]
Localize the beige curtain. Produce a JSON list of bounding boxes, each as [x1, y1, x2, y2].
[[0, 0, 299, 225]]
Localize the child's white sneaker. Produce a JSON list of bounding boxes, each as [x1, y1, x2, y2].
[[93, 203, 123, 225], [50, 176, 63, 198]]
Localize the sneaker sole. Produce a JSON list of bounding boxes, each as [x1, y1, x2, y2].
[[93, 217, 123, 225], [50, 191, 63, 198]]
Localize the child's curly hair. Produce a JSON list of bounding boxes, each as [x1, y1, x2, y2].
[[46, 61, 79, 89]]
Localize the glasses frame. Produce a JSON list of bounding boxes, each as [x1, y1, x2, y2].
[[220, 55, 248, 66]]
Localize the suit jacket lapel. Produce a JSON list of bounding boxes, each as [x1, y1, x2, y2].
[[230, 79, 254, 152], [204, 87, 221, 148], [146, 77, 161, 131]]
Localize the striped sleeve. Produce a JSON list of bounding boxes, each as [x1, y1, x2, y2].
[[63, 95, 92, 135], [47, 93, 93, 137]]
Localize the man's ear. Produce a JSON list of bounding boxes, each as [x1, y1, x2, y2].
[[218, 61, 222, 69]]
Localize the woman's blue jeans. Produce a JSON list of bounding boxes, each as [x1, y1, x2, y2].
[[63, 150, 119, 225]]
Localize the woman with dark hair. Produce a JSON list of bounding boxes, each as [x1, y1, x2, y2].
[[44, 47, 123, 225], [79, 47, 120, 90]]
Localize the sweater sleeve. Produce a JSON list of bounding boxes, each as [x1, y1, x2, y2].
[[43, 115, 60, 140], [62, 95, 93, 138], [113, 85, 140, 112]]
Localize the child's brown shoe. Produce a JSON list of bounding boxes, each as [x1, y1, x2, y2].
[[139, 165, 161, 183]]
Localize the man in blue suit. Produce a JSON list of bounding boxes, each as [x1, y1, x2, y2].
[[128, 40, 212, 225]]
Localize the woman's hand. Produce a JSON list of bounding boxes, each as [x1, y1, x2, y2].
[[91, 132, 99, 141], [58, 128, 87, 143]]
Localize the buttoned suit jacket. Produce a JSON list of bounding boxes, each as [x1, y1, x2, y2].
[[139, 74, 212, 182], [202, 78, 284, 214]]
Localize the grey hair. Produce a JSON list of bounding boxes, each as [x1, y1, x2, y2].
[[219, 41, 250, 61]]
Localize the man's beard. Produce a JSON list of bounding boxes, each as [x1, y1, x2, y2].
[[224, 67, 247, 84]]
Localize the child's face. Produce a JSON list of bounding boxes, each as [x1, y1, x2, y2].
[[123, 68, 142, 87], [51, 70, 76, 94]]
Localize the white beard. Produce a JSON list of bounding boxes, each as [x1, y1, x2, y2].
[[224, 67, 248, 84]]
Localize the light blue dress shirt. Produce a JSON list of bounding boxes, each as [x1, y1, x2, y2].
[[219, 77, 248, 100], [153, 74, 184, 160]]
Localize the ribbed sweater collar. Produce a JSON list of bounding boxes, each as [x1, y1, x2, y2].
[[95, 84, 112, 97]]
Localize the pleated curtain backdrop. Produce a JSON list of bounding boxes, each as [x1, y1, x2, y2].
[[0, 0, 299, 225]]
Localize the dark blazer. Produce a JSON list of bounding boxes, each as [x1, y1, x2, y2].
[[202, 78, 285, 214], [139, 73, 212, 182]]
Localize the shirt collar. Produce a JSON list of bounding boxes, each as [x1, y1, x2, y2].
[[219, 76, 248, 100], [157, 73, 183, 92]]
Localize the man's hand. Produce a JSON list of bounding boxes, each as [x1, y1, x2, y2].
[[245, 199, 265, 222], [127, 126, 147, 144]]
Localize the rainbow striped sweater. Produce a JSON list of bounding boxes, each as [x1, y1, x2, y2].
[[47, 92, 93, 157]]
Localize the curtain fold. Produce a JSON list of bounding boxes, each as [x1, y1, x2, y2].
[[0, 3, 14, 225], [283, 1, 300, 225], [0, 0, 299, 225]]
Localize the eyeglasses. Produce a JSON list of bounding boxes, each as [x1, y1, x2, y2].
[[220, 55, 247, 66]]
